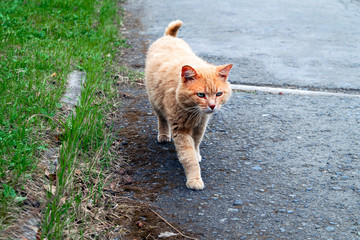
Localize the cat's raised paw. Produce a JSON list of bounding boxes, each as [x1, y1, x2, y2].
[[157, 134, 171, 143], [186, 178, 204, 190]]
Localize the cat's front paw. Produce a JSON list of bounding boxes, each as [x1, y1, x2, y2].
[[186, 178, 204, 190], [157, 134, 171, 143]]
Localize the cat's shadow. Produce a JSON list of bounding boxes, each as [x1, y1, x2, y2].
[[118, 93, 187, 193]]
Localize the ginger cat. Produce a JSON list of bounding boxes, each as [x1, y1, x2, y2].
[[145, 20, 233, 190]]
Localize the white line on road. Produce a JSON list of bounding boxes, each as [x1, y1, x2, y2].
[[231, 84, 360, 98]]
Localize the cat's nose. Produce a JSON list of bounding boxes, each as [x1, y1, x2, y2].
[[209, 104, 216, 110]]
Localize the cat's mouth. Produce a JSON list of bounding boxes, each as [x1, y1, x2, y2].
[[204, 108, 218, 114]]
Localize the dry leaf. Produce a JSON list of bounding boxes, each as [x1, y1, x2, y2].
[[110, 181, 116, 191], [43, 184, 56, 195], [60, 197, 66, 204], [119, 168, 126, 175], [136, 221, 144, 228], [44, 170, 56, 181], [36, 228, 42, 240]]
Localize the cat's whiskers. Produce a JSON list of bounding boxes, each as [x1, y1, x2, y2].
[[183, 106, 199, 112], [182, 106, 203, 126], [187, 107, 201, 123]]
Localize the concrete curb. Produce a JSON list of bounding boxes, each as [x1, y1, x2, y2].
[[20, 70, 86, 240], [61, 70, 86, 106]]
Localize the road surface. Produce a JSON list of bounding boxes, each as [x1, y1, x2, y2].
[[117, 1, 360, 239]]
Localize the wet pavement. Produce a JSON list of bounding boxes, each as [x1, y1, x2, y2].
[[118, 1, 360, 239]]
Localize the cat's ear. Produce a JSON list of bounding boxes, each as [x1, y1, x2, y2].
[[217, 64, 233, 81], [181, 65, 198, 83]]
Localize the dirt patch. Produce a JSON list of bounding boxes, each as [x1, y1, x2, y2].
[[106, 8, 201, 239], [107, 82, 199, 239]]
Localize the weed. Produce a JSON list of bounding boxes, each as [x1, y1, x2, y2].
[[0, 0, 127, 238]]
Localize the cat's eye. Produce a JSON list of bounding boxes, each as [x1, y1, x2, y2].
[[197, 92, 206, 98], [216, 92, 223, 97]]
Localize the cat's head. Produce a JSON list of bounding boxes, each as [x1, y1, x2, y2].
[[176, 64, 233, 114]]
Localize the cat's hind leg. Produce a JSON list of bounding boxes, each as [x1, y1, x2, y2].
[[157, 115, 171, 143]]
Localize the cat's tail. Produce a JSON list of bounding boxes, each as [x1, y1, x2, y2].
[[164, 20, 183, 37]]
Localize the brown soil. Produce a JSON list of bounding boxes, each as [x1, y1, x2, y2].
[[92, 7, 200, 239], [109, 83, 198, 239]]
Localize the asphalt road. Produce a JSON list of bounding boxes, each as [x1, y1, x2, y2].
[[119, 1, 360, 239], [124, 0, 360, 90]]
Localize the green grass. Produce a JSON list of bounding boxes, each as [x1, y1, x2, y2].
[[0, 0, 126, 238]]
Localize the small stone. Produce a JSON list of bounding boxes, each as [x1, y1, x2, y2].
[[287, 210, 295, 214], [280, 227, 285, 232], [325, 226, 335, 232], [158, 232, 178, 238], [251, 165, 263, 171], [233, 200, 243, 206], [278, 209, 286, 213], [231, 218, 240, 221], [228, 208, 239, 212]]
